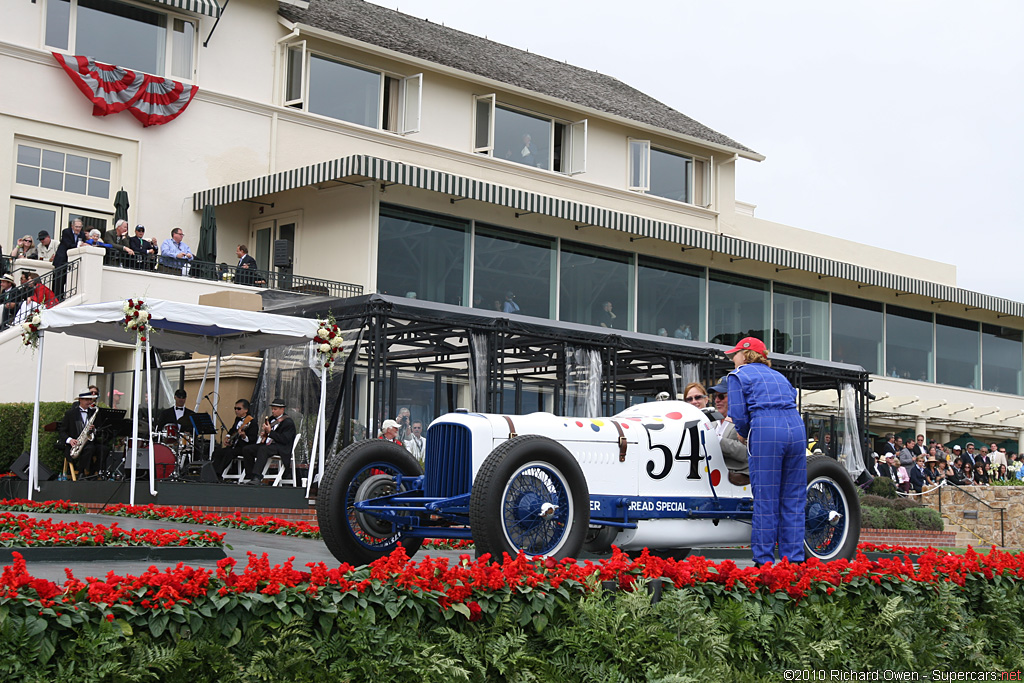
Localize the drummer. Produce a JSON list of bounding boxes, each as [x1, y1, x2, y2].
[[157, 388, 195, 431]]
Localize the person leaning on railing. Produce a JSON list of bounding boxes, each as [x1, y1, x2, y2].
[[158, 227, 194, 276], [102, 220, 136, 266], [128, 225, 158, 269]]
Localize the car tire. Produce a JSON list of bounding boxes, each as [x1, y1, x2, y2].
[[804, 454, 861, 561], [316, 439, 424, 566], [469, 435, 589, 560]]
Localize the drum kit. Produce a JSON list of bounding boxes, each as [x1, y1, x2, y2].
[[120, 422, 200, 480]]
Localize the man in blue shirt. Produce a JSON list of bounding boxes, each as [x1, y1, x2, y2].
[[725, 336, 806, 566], [159, 227, 194, 275]]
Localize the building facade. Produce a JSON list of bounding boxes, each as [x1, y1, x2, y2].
[[2, 0, 1023, 448]]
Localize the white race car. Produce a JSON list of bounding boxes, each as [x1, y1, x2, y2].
[[316, 401, 860, 565]]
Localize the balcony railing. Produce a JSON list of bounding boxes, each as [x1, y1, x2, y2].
[[0, 259, 79, 332], [101, 249, 362, 298]]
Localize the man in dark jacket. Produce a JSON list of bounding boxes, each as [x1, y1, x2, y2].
[[59, 390, 108, 476], [156, 389, 195, 431], [241, 398, 296, 484], [102, 220, 136, 266], [52, 218, 85, 297], [128, 225, 158, 269]]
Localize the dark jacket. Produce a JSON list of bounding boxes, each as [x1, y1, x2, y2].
[[157, 406, 196, 431], [236, 253, 259, 286], [53, 227, 82, 267], [59, 404, 95, 450], [909, 464, 926, 493], [261, 415, 296, 449], [227, 414, 259, 448], [129, 235, 158, 256]]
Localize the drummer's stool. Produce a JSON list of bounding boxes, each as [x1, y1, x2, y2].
[[62, 459, 77, 482], [261, 435, 300, 487]]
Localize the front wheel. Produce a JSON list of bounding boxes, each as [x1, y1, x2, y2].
[[315, 439, 424, 566], [804, 454, 861, 561], [469, 435, 589, 560]]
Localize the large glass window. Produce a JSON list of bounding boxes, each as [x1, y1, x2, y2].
[[473, 225, 554, 318], [637, 256, 704, 340], [628, 140, 709, 205], [494, 106, 552, 171], [377, 206, 468, 306], [773, 284, 829, 359], [936, 315, 979, 389], [46, 0, 193, 78], [885, 305, 933, 381], [474, 98, 586, 174], [559, 242, 633, 330], [982, 324, 1023, 395], [707, 271, 769, 347], [307, 55, 380, 128], [831, 294, 883, 374], [648, 148, 692, 203], [16, 144, 111, 199]]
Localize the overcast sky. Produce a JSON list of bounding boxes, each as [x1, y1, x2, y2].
[[368, 0, 1024, 303]]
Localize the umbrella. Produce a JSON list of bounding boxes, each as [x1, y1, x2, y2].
[[114, 188, 130, 225], [196, 204, 218, 280]]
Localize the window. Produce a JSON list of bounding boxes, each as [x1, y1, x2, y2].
[[377, 205, 468, 305], [629, 140, 709, 206], [637, 256, 704, 340], [474, 96, 586, 175], [11, 201, 110, 242], [45, 0, 195, 79], [473, 225, 555, 318], [831, 294, 882, 375], [773, 284, 829, 359], [559, 242, 633, 330], [707, 271, 769, 347], [16, 143, 111, 199], [935, 315, 979, 389], [283, 43, 422, 133], [885, 305, 933, 382], [982, 325, 1022, 395]]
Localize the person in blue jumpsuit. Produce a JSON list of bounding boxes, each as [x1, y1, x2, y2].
[[725, 337, 806, 565]]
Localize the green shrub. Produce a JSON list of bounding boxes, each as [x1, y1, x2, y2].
[[904, 506, 944, 532], [0, 403, 33, 471], [861, 494, 919, 511], [20, 402, 73, 474], [861, 505, 887, 530], [866, 476, 898, 498]]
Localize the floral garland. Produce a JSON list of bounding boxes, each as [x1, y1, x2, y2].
[[122, 298, 153, 346], [20, 310, 42, 349], [313, 313, 344, 370]]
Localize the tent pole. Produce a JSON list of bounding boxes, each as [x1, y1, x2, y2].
[[129, 342, 142, 505], [193, 353, 213, 412], [319, 368, 326, 487], [146, 337, 156, 497], [305, 369, 326, 497], [211, 343, 221, 459], [28, 333, 45, 499]]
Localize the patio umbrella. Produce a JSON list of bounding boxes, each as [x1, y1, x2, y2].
[[113, 188, 130, 225], [196, 204, 218, 278]]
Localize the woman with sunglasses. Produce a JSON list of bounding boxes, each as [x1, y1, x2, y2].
[[682, 382, 709, 410]]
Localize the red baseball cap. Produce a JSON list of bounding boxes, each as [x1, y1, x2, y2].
[[725, 337, 768, 357]]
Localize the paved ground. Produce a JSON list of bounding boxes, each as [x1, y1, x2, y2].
[[7, 511, 753, 582]]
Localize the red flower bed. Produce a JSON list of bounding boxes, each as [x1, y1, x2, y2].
[[0, 513, 226, 549], [103, 504, 320, 538], [0, 498, 87, 514]]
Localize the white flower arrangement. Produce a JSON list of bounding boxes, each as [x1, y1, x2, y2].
[[314, 314, 343, 372], [21, 311, 42, 349], [122, 299, 153, 346]]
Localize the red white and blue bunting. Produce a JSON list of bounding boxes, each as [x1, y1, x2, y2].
[[53, 53, 199, 127]]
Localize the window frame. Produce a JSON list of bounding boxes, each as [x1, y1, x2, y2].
[[43, 0, 198, 81], [628, 138, 712, 207], [473, 97, 587, 175], [13, 139, 117, 204]]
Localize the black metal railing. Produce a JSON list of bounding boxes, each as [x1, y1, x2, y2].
[[101, 249, 362, 298], [0, 259, 79, 332], [936, 482, 1006, 547]]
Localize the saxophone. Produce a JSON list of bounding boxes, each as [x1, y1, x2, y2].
[[69, 409, 98, 460]]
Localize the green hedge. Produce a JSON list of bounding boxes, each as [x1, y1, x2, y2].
[[0, 402, 70, 474], [860, 493, 944, 532], [1, 574, 1023, 681]]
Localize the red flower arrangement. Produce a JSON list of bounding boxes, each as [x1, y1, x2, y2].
[[103, 504, 321, 538], [0, 498, 87, 514], [0, 513, 225, 549]]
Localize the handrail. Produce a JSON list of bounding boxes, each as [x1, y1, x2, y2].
[[936, 482, 1006, 547], [101, 249, 362, 299]]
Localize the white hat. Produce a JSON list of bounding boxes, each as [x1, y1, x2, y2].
[[381, 419, 400, 431]]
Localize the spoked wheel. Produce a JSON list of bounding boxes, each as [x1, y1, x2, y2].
[[804, 454, 861, 561], [315, 439, 424, 566], [469, 435, 589, 560]]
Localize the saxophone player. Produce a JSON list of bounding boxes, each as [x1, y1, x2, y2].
[[240, 398, 296, 485], [59, 391, 108, 477]]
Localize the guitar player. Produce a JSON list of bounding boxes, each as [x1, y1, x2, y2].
[[211, 399, 259, 482]]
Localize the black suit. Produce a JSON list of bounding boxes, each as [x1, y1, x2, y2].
[[212, 414, 259, 479], [235, 254, 259, 286], [59, 404, 108, 475], [129, 235, 158, 269], [157, 405, 196, 431], [52, 227, 82, 297], [242, 415, 297, 481]]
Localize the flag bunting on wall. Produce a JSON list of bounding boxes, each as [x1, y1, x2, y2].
[[52, 53, 199, 127]]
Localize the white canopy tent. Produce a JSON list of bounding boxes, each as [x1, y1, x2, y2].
[[28, 299, 327, 503]]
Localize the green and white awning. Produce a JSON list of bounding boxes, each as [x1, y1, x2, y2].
[[192, 154, 1024, 318], [150, 0, 221, 18]]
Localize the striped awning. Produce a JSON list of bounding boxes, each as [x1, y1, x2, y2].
[[149, 0, 221, 18], [192, 154, 1024, 318]]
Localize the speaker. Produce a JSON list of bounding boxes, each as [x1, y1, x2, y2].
[[11, 452, 56, 481], [183, 461, 219, 483]]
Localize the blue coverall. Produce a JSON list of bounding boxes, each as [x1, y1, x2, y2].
[[727, 362, 806, 564]]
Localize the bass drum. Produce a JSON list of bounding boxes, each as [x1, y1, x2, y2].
[[153, 444, 176, 479]]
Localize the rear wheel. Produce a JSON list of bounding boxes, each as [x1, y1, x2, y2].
[[804, 454, 861, 561], [469, 435, 589, 560], [316, 439, 424, 566]]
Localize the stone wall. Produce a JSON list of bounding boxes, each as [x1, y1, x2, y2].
[[918, 485, 1024, 548]]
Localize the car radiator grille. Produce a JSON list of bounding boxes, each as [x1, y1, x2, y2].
[[425, 423, 473, 499]]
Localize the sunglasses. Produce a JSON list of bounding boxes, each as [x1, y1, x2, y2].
[[684, 395, 706, 403]]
